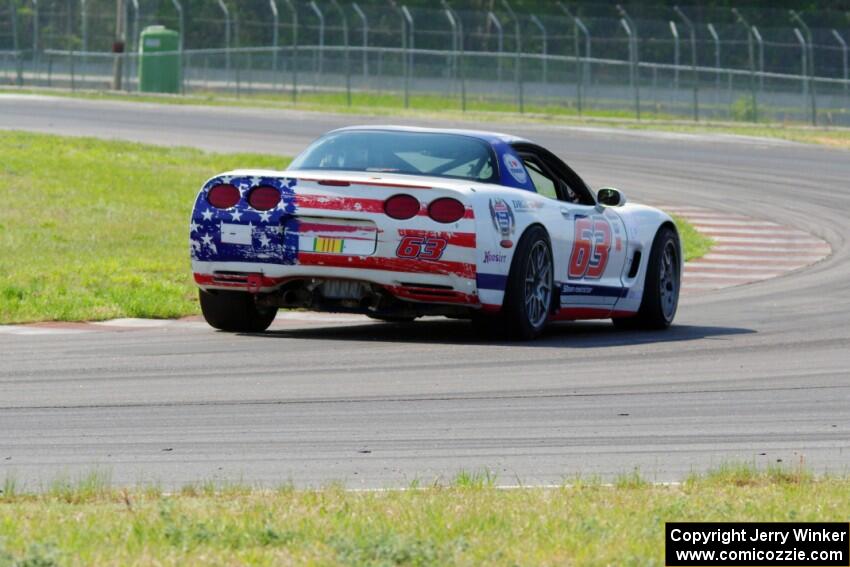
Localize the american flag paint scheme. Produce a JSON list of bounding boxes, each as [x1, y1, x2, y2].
[[190, 126, 681, 339]]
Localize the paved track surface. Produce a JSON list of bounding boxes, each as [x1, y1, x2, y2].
[[1, 96, 849, 489]]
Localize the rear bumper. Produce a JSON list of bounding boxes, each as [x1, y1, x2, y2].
[[191, 260, 480, 307]]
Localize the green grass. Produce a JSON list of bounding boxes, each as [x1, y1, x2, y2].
[[0, 465, 845, 566], [7, 86, 850, 150], [0, 130, 710, 324], [674, 214, 714, 262], [0, 131, 287, 324]]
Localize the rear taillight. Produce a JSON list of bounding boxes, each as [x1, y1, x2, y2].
[[248, 186, 281, 210], [384, 194, 420, 220], [207, 184, 240, 209], [427, 198, 465, 223]]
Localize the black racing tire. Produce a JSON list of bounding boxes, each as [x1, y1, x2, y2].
[[199, 289, 278, 332], [472, 225, 554, 341], [613, 225, 681, 331]]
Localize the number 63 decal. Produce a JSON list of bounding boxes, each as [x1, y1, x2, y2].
[[568, 216, 611, 279], [396, 235, 448, 261]]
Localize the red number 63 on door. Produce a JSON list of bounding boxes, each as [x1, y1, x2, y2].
[[568, 216, 611, 279]]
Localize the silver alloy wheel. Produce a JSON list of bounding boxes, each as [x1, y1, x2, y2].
[[524, 241, 553, 328], [659, 240, 680, 321]]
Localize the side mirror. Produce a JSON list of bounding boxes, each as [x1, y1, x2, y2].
[[597, 187, 626, 207]]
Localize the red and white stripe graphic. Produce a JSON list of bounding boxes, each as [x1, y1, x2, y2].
[[663, 205, 831, 293]]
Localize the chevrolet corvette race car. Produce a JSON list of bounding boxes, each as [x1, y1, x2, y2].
[[190, 126, 681, 339]]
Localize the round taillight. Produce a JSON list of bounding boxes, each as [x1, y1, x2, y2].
[[384, 194, 420, 220], [207, 184, 240, 209], [248, 186, 281, 210], [427, 198, 465, 224]]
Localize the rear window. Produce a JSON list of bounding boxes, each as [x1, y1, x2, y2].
[[289, 130, 498, 183]]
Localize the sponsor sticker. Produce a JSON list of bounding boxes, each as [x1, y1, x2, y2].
[[483, 251, 508, 264], [511, 198, 543, 212], [489, 199, 516, 239], [313, 236, 345, 253], [561, 284, 594, 295], [502, 154, 529, 185]]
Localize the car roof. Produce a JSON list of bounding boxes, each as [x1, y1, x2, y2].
[[326, 125, 532, 146]]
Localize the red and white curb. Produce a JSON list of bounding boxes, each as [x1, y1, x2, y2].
[[664, 205, 831, 294], [0, 208, 831, 335]]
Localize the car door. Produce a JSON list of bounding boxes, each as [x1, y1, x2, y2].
[[516, 149, 629, 317]]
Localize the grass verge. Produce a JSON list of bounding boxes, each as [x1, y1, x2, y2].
[[6, 86, 850, 150], [0, 131, 286, 324], [0, 465, 844, 565], [0, 130, 709, 324], [674, 214, 714, 262]]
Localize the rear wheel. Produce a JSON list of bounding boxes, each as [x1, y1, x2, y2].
[[613, 226, 680, 330], [473, 226, 553, 341], [199, 289, 278, 332]]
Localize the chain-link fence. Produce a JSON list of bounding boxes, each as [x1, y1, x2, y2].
[[2, 1, 850, 126]]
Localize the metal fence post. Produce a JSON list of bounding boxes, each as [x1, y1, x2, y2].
[[215, 0, 231, 83], [833, 29, 848, 95], [442, 0, 464, 111], [9, 0, 17, 53], [441, 1, 458, 83], [674, 6, 698, 121], [30, 0, 38, 80], [280, 0, 297, 102], [790, 10, 816, 126], [169, 0, 183, 51], [792, 28, 807, 97], [129, 0, 139, 50], [329, 0, 350, 106], [669, 20, 679, 90], [560, 4, 590, 111], [617, 5, 639, 120], [401, 5, 413, 91], [308, 0, 325, 90], [308, 0, 324, 86], [129, 0, 139, 89], [79, 0, 86, 78], [352, 2, 368, 78], [487, 11, 503, 84], [441, 1, 457, 80], [391, 2, 408, 108], [751, 25, 764, 90], [500, 0, 522, 114], [557, 3, 581, 114], [401, 5, 413, 107], [9, 0, 22, 85], [170, 0, 184, 93], [269, 0, 278, 85], [455, 6, 466, 112], [112, 0, 127, 91], [707, 23, 720, 98], [530, 14, 547, 85], [732, 8, 757, 123]]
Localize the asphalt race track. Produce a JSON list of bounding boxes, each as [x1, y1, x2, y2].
[[1, 95, 848, 488]]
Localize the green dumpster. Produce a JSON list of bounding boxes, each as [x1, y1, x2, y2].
[[138, 26, 180, 93]]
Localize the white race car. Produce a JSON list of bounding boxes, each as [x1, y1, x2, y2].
[[190, 126, 681, 339]]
